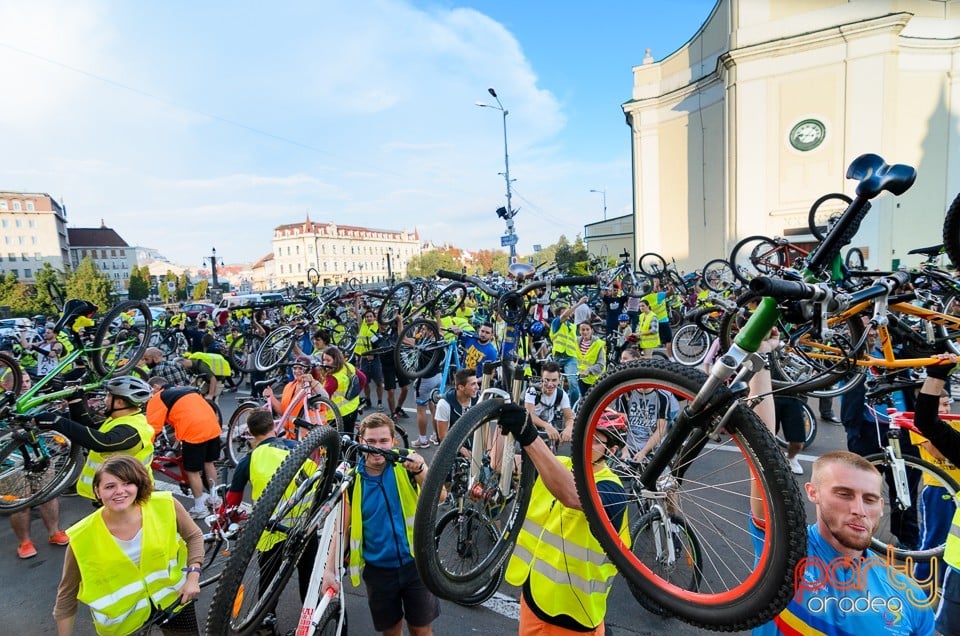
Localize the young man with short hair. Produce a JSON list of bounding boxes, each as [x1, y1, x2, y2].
[[524, 361, 574, 445], [435, 368, 479, 442]]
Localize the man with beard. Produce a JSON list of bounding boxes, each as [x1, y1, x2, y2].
[[748, 336, 933, 635], [452, 321, 498, 377], [141, 347, 191, 387]]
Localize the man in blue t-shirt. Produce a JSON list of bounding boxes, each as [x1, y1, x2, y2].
[[458, 322, 498, 377]]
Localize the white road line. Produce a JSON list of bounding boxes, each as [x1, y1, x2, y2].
[[481, 592, 519, 620]]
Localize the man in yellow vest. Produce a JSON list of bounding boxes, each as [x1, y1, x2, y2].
[[498, 403, 630, 634], [550, 298, 585, 406], [180, 350, 231, 404], [35, 375, 155, 500]]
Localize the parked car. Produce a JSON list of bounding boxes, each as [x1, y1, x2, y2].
[[182, 302, 216, 321]]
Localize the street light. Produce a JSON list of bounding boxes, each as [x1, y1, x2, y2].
[[385, 247, 394, 285], [590, 188, 607, 221], [202, 247, 225, 299], [476, 87, 518, 257]]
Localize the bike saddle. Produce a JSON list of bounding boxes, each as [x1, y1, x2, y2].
[[907, 244, 944, 258], [53, 299, 98, 335], [864, 376, 923, 399], [846, 153, 917, 199]]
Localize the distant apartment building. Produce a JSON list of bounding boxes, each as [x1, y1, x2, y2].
[[272, 215, 420, 288], [68, 224, 138, 295], [0, 191, 70, 282]]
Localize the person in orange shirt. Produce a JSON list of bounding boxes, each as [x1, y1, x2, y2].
[[146, 377, 223, 518], [263, 355, 328, 427]]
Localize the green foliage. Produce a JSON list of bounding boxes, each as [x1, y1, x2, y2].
[[33, 263, 64, 316], [158, 271, 177, 304], [407, 249, 461, 278], [65, 257, 114, 309], [192, 279, 209, 300], [127, 266, 151, 301], [177, 274, 190, 301]]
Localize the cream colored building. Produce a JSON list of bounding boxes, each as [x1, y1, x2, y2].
[[272, 215, 420, 288], [625, 0, 960, 273], [584, 214, 635, 262], [0, 191, 70, 282]]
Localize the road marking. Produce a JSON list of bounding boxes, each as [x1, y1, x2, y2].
[[481, 592, 519, 620], [706, 442, 817, 463]]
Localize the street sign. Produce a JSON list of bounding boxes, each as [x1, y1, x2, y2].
[[166, 281, 175, 292], [500, 234, 518, 247], [533, 244, 542, 252]]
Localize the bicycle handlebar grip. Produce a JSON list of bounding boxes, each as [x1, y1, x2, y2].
[[436, 269, 468, 283], [553, 276, 597, 287], [887, 270, 911, 290], [748, 276, 818, 300]]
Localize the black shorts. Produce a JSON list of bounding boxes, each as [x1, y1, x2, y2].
[[362, 560, 440, 631], [658, 320, 673, 343], [382, 362, 411, 390], [180, 437, 222, 472], [773, 396, 806, 444]]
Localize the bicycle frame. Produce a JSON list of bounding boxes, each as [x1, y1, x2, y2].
[[14, 339, 124, 415]]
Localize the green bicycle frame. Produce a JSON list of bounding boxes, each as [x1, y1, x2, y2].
[[14, 340, 127, 415]]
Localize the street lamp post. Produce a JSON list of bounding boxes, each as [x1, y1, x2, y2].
[[385, 248, 394, 285], [477, 87, 517, 258], [202, 247, 225, 300], [590, 188, 607, 221]]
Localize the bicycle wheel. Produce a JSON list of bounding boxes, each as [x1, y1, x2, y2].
[[433, 507, 503, 606], [808, 192, 853, 241], [314, 597, 347, 636], [730, 236, 782, 284], [773, 397, 817, 450], [638, 252, 668, 276], [626, 510, 705, 617], [305, 394, 343, 437], [435, 283, 467, 318], [254, 325, 296, 371], [570, 360, 806, 630], [671, 324, 713, 367], [230, 334, 262, 373], [394, 319, 444, 380], [378, 281, 414, 324], [845, 247, 865, 271], [205, 425, 340, 635], [0, 429, 84, 514], [413, 397, 537, 601], [863, 452, 960, 563], [91, 300, 152, 377], [701, 258, 735, 293], [225, 402, 262, 466], [0, 352, 23, 394]]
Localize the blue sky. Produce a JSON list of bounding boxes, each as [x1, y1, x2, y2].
[[0, 0, 716, 266]]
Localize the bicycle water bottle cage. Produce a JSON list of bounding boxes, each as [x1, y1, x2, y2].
[[846, 153, 917, 199], [53, 299, 98, 335]]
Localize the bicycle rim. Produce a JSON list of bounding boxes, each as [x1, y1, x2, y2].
[[412, 397, 535, 600], [254, 326, 295, 371], [571, 360, 806, 630], [394, 319, 444, 379], [226, 404, 260, 466], [672, 324, 711, 366], [0, 430, 83, 513], [91, 300, 152, 377]]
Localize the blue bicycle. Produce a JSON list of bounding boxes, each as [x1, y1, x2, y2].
[[394, 319, 464, 403]]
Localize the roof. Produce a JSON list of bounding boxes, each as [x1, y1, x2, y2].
[[252, 252, 275, 268], [67, 227, 130, 248]]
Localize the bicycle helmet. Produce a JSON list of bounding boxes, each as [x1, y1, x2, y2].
[[104, 375, 153, 405], [291, 355, 312, 369], [618, 313, 630, 322], [596, 409, 628, 450], [529, 320, 546, 337]]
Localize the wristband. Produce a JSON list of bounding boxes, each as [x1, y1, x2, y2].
[[412, 463, 425, 475], [182, 566, 203, 575]]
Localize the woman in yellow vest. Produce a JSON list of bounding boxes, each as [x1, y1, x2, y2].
[[497, 403, 630, 634], [575, 321, 606, 399], [636, 299, 661, 357], [318, 346, 361, 438], [53, 455, 205, 636]]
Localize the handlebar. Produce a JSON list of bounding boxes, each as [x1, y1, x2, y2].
[[436, 269, 598, 298], [748, 277, 826, 301]]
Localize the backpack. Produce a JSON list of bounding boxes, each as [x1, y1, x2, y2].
[[344, 367, 367, 401], [533, 386, 566, 427]]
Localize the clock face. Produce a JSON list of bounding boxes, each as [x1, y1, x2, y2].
[[789, 119, 825, 151]]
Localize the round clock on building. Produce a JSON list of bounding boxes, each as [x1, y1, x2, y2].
[[789, 119, 825, 151]]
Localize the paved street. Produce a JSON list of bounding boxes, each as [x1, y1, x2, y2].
[[0, 386, 842, 635]]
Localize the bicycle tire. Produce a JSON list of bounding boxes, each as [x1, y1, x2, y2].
[[205, 425, 340, 635], [845, 247, 865, 271], [671, 324, 712, 367], [945, 191, 960, 269], [638, 252, 668, 276], [0, 352, 23, 395], [413, 397, 536, 601], [91, 300, 153, 377], [305, 394, 344, 437], [433, 507, 504, 606], [394, 319, 444, 380], [225, 402, 262, 466], [0, 429, 84, 514], [47, 280, 66, 313], [934, 293, 960, 356], [254, 325, 296, 371], [314, 597, 347, 636], [200, 536, 229, 589], [773, 397, 818, 450], [436, 283, 467, 318], [229, 334, 262, 373], [863, 452, 960, 563], [378, 281, 414, 324], [729, 235, 782, 284], [570, 360, 806, 630], [626, 510, 705, 617], [701, 259, 736, 293], [808, 192, 853, 241]]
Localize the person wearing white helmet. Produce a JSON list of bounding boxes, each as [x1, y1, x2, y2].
[[35, 375, 157, 500]]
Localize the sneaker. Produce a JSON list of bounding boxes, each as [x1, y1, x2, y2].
[[17, 541, 37, 559], [788, 457, 803, 475], [206, 494, 222, 510], [189, 505, 209, 519], [821, 414, 842, 424], [429, 434, 440, 446], [412, 438, 431, 449], [49, 531, 70, 546], [396, 408, 409, 419], [377, 402, 384, 411]]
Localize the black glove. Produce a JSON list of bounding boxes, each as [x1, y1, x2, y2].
[[498, 403, 539, 447], [926, 360, 956, 381], [34, 412, 63, 430]]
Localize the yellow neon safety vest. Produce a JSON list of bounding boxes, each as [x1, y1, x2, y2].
[[78, 413, 155, 500], [576, 338, 606, 386], [550, 320, 577, 357], [638, 312, 660, 349], [349, 461, 418, 586], [642, 292, 668, 322], [354, 321, 379, 356], [250, 441, 318, 552], [67, 491, 187, 636], [330, 363, 360, 417], [505, 457, 629, 629], [184, 351, 231, 377], [944, 508, 960, 569]]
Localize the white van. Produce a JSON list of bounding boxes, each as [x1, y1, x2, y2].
[[213, 294, 264, 325]]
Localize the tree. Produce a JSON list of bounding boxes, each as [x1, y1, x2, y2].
[[471, 249, 509, 275], [65, 257, 114, 310], [177, 273, 190, 301], [192, 279, 208, 300], [127, 266, 150, 301], [406, 248, 461, 278], [33, 263, 64, 316], [158, 271, 177, 304]]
